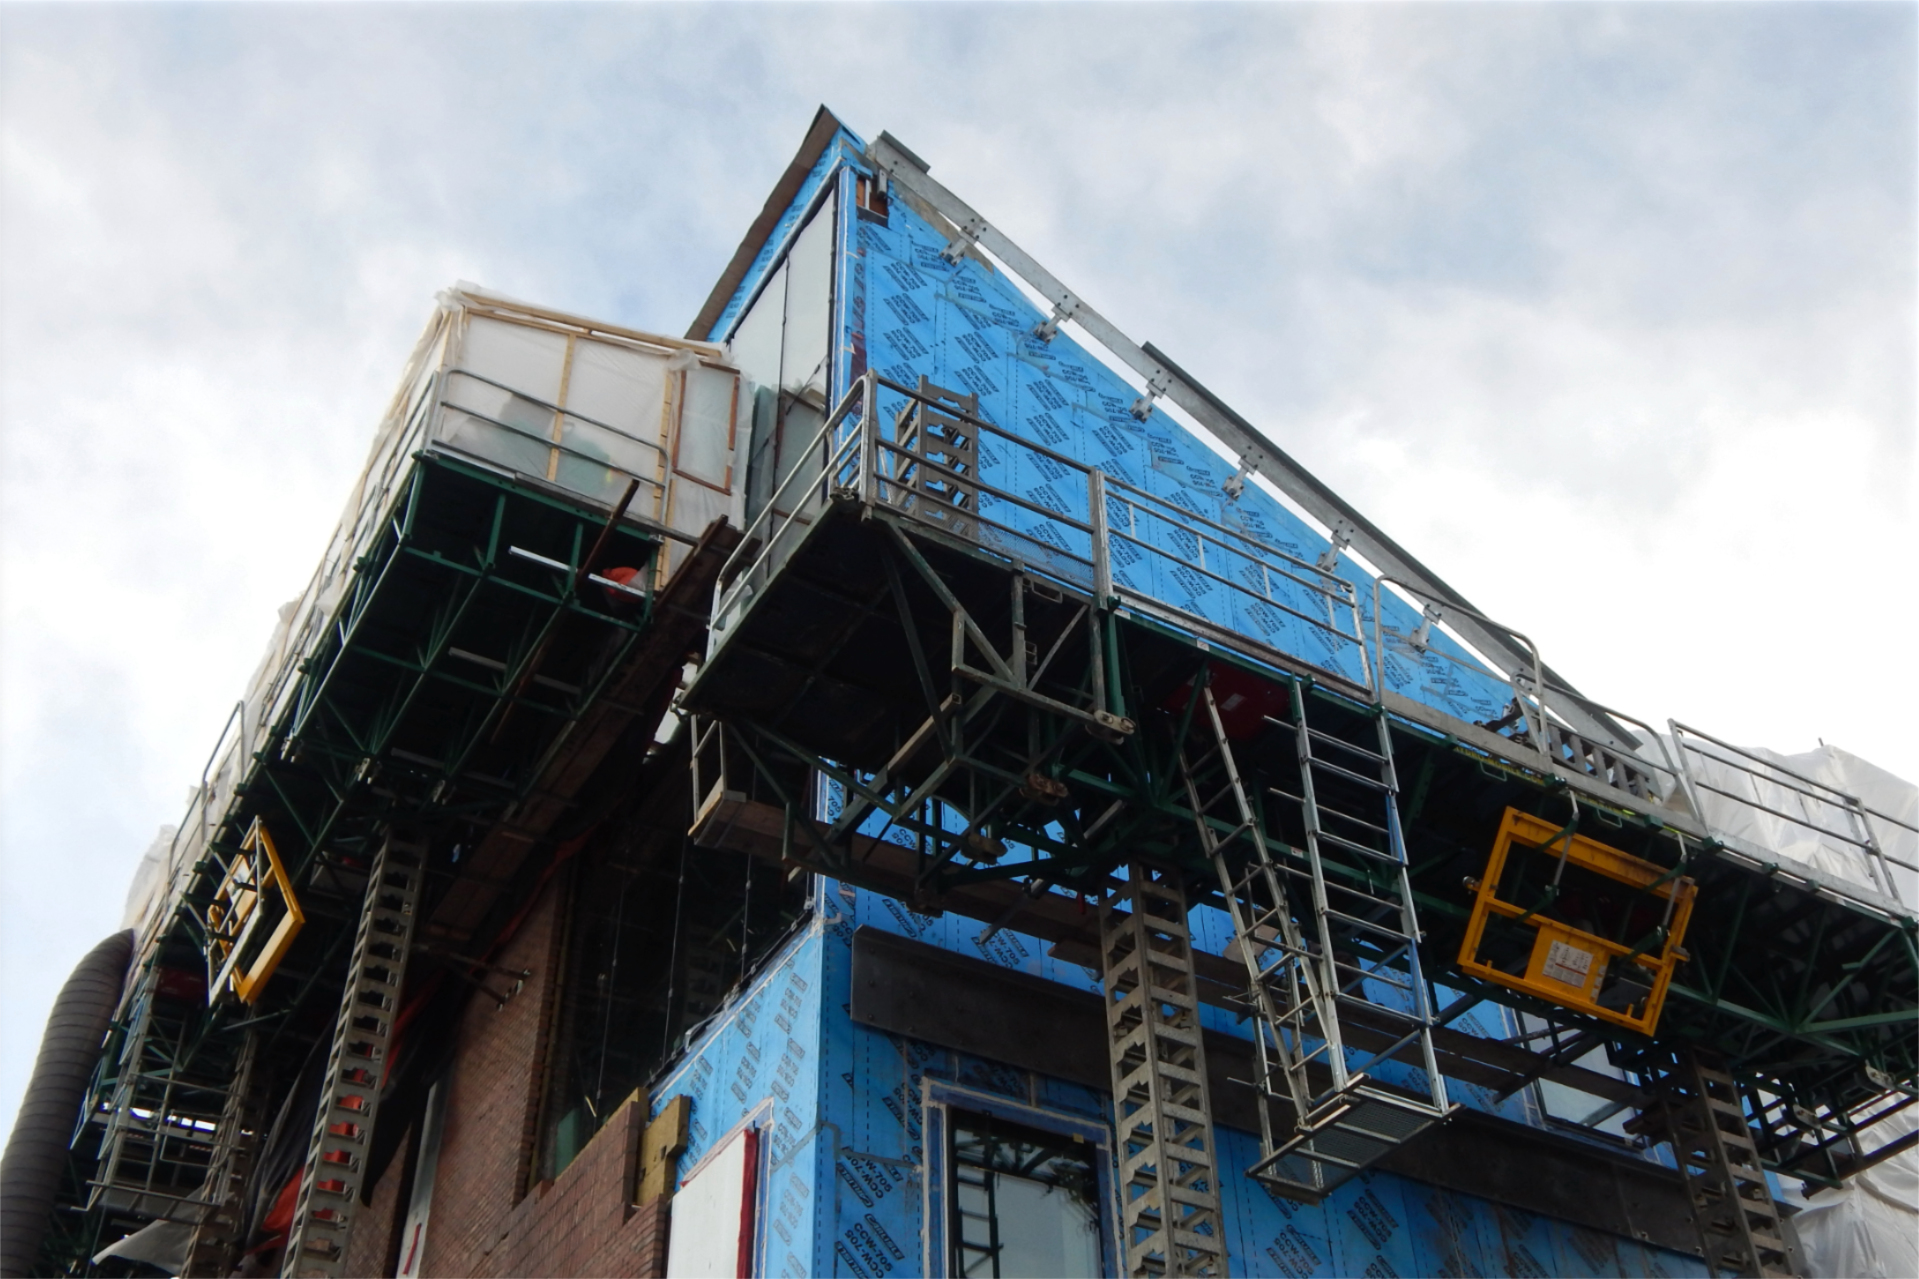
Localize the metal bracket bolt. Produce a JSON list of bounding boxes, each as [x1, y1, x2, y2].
[[940, 217, 987, 266], [1409, 605, 1442, 654], [1315, 523, 1354, 573], [1033, 294, 1080, 343], [1222, 456, 1258, 501]]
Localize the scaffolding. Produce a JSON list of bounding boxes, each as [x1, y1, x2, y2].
[[49, 124, 1919, 1279], [683, 367, 1918, 1235], [59, 293, 742, 1274]]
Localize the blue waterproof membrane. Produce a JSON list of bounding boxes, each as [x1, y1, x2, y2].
[[650, 928, 830, 1279], [653, 897, 1705, 1279], [851, 194, 1516, 727], [835, 871, 1540, 1127], [819, 773, 1542, 1127], [701, 138, 1519, 725], [1213, 1125, 1710, 1279], [678, 122, 1689, 1277]]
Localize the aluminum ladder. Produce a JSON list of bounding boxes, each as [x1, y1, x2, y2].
[[1099, 862, 1228, 1277], [1184, 675, 1452, 1201], [280, 832, 426, 1277]]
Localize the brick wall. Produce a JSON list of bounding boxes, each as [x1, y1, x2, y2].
[[417, 870, 565, 1275], [407, 874, 679, 1278], [343, 1122, 414, 1278], [416, 1084, 672, 1278]]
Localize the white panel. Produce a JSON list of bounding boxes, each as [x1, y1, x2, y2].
[[665, 1126, 758, 1279], [394, 1082, 447, 1279], [779, 204, 834, 397], [726, 263, 786, 391], [676, 365, 739, 489], [459, 315, 567, 402], [566, 338, 670, 441]]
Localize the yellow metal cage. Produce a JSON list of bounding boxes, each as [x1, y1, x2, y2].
[[1458, 807, 1695, 1035], [206, 817, 305, 1005]]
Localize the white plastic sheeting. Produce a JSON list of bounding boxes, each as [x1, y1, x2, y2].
[[1667, 740, 1918, 1278], [1674, 739, 1918, 910], [119, 824, 177, 933], [90, 1218, 193, 1271], [117, 286, 745, 967], [1782, 1104, 1919, 1279]]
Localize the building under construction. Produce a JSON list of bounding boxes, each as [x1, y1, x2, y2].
[[5, 108, 1917, 1279]]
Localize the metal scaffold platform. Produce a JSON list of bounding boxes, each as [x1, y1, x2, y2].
[[682, 366, 1918, 1253], [50, 292, 744, 1276]]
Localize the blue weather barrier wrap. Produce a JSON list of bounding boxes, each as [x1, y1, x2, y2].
[[650, 889, 1711, 1279], [854, 187, 1517, 727]]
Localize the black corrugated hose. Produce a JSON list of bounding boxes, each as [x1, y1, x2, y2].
[[1, 930, 134, 1278]]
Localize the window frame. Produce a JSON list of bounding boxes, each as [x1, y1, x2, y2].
[[920, 1079, 1118, 1279]]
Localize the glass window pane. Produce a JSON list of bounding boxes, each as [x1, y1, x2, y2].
[[993, 1174, 1100, 1279], [950, 1113, 1102, 1279]]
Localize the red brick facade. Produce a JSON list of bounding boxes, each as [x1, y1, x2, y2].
[[392, 875, 675, 1279], [412, 1087, 672, 1278], [343, 1123, 413, 1278]]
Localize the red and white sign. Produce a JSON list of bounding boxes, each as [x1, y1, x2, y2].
[[665, 1125, 759, 1278]]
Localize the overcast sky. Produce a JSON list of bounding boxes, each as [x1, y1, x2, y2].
[[2, 2, 1913, 1142]]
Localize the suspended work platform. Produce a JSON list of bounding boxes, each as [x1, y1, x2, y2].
[[684, 368, 1919, 1228]]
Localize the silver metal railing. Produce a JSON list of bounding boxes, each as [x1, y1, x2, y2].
[[705, 369, 1918, 919], [712, 372, 1371, 690], [1670, 722, 1919, 901]]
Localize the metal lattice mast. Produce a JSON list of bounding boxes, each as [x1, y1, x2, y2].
[[181, 1029, 265, 1277], [1647, 1051, 1797, 1278], [1099, 862, 1227, 1278], [280, 833, 426, 1278]]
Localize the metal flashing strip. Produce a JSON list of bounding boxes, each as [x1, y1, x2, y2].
[[864, 133, 1633, 754]]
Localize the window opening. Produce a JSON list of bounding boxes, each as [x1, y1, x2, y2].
[[951, 1112, 1102, 1279], [539, 756, 810, 1180], [729, 192, 839, 528]]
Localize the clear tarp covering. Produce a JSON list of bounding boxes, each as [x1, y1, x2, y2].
[[128, 286, 743, 954], [431, 293, 743, 542], [1673, 738, 1918, 910], [1782, 1104, 1919, 1279]]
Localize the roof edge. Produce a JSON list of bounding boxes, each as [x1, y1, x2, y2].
[[686, 106, 848, 342]]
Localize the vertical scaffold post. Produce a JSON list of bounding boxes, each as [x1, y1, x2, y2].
[[859, 369, 879, 507], [280, 832, 427, 1278], [1099, 861, 1228, 1277]]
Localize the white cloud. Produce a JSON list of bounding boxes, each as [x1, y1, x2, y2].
[[2, 2, 1912, 1141]]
